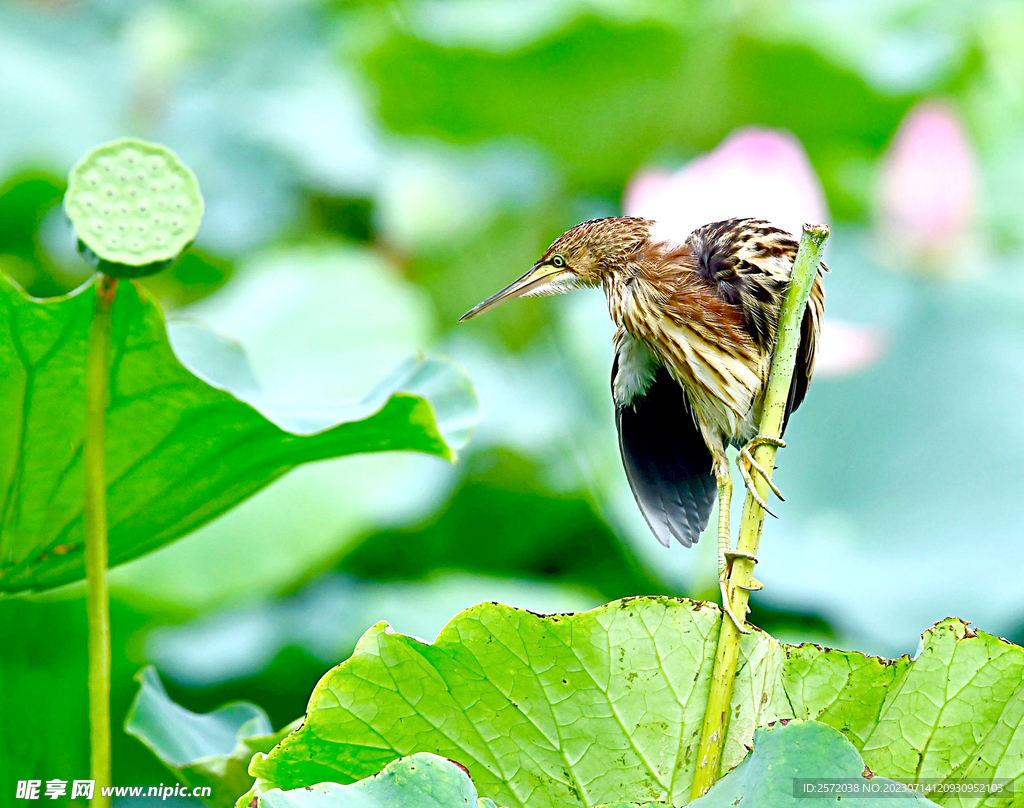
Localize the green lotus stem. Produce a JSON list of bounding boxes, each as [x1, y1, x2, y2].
[[85, 273, 118, 808], [690, 223, 829, 800]]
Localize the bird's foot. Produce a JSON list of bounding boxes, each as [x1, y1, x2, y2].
[[737, 435, 786, 517], [725, 549, 763, 591], [718, 580, 750, 634], [719, 550, 762, 634]]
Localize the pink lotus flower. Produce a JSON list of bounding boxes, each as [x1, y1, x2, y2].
[[623, 127, 828, 243], [623, 127, 883, 377], [816, 320, 887, 376], [876, 101, 980, 271]]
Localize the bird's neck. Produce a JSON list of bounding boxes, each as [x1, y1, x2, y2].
[[602, 266, 647, 330], [601, 243, 680, 329]]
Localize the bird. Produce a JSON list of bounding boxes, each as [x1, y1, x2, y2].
[[460, 216, 826, 631]]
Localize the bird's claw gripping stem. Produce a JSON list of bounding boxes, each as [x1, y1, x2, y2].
[[719, 550, 761, 633], [737, 435, 786, 517], [719, 580, 751, 634], [724, 549, 763, 591]]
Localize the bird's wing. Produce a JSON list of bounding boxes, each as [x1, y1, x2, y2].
[[613, 347, 717, 548], [783, 267, 826, 434], [683, 218, 827, 435]]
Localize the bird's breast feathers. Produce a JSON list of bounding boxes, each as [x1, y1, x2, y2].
[[609, 274, 767, 444], [611, 328, 659, 406]]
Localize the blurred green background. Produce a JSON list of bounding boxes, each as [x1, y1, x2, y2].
[[2, 0, 1024, 802]]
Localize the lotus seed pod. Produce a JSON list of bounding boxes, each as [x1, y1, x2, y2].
[[64, 138, 203, 278]]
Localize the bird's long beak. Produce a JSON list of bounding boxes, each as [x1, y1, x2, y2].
[[459, 263, 560, 321]]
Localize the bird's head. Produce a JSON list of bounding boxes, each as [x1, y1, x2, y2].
[[459, 216, 653, 321]]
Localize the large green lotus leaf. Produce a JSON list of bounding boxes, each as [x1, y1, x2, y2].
[[245, 754, 499, 808], [125, 666, 300, 808], [0, 273, 477, 593], [250, 598, 1023, 808]]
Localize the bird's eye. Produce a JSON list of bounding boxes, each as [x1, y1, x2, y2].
[[551, 254, 566, 268]]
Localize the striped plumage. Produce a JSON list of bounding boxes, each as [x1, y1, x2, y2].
[[460, 215, 826, 556], [605, 217, 825, 549]]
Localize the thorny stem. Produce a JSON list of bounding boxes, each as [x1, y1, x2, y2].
[[85, 273, 118, 808], [690, 224, 829, 800]]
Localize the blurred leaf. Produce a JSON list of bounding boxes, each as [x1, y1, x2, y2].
[[363, 16, 694, 193], [363, 18, 942, 227], [243, 754, 499, 808], [719, 35, 912, 147], [305, 195, 374, 244], [599, 722, 936, 808], [0, 274, 478, 593], [342, 449, 663, 601], [126, 666, 300, 808], [249, 598, 1024, 807], [411, 206, 563, 348], [0, 172, 69, 297], [139, 249, 234, 307], [248, 62, 384, 197], [0, 595, 89, 785], [374, 140, 553, 256], [753, 0, 979, 95], [363, 16, 917, 214], [0, 172, 63, 259], [0, 11, 122, 178], [182, 244, 439, 405], [146, 573, 596, 688], [715, 35, 914, 219], [0, 594, 194, 797]]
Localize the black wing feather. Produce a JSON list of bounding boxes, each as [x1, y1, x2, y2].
[[782, 306, 814, 436], [614, 362, 717, 548]]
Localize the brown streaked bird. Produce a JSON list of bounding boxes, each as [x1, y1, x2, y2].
[[460, 217, 826, 631]]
